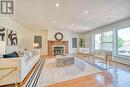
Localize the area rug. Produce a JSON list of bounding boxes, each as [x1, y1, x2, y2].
[[38, 57, 103, 87]]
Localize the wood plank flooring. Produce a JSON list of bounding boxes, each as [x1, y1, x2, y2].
[[2, 54, 130, 87], [46, 71, 112, 87], [46, 54, 130, 87]]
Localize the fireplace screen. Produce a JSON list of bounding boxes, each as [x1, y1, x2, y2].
[[53, 46, 64, 55]]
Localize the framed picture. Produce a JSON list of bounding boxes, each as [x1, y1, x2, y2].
[[0, 26, 6, 41], [34, 35, 42, 49], [7, 29, 18, 46]]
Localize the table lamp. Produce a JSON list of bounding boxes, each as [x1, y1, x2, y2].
[[33, 43, 39, 48]]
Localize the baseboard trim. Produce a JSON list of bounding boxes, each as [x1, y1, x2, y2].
[[111, 60, 130, 67]]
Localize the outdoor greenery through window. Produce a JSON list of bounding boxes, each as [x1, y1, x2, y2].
[[94, 27, 130, 58], [117, 27, 130, 57]]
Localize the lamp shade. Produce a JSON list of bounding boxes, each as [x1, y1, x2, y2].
[[33, 43, 39, 48], [0, 41, 6, 54]]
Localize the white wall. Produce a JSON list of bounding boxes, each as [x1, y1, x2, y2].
[[83, 18, 130, 65], [29, 30, 48, 55], [48, 29, 80, 53], [0, 18, 48, 55], [0, 18, 81, 55], [0, 18, 31, 53]]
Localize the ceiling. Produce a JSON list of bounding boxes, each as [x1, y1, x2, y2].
[[13, 0, 130, 33]]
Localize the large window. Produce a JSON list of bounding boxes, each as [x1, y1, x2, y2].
[[95, 34, 101, 50], [117, 27, 130, 57], [102, 31, 113, 51], [93, 27, 130, 58], [94, 31, 113, 51]]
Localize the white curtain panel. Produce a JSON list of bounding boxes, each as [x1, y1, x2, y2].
[[0, 41, 6, 54]]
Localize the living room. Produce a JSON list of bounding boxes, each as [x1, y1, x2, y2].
[[0, 0, 130, 87]]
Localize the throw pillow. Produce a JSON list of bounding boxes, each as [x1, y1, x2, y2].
[[3, 51, 19, 58]]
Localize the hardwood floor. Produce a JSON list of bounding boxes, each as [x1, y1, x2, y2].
[[46, 71, 112, 87], [2, 54, 130, 87], [46, 54, 130, 87]]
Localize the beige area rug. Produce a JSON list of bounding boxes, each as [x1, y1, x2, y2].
[[38, 57, 102, 87]]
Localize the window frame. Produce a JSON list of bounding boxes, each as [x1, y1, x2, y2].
[[101, 31, 114, 51], [93, 27, 130, 59], [116, 27, 130, 58], [94, 30, 114, 51]]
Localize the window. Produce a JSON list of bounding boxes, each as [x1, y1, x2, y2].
[[102, 31, 113, 51], [72, 38, 77, 48], [94, 31, 113, 51], [93, 28, 130, 58], [95, 34, 101, 50], [117, 27, 130, 57]]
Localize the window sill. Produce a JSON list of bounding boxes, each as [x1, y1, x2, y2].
[[114, 55, 130, 60]]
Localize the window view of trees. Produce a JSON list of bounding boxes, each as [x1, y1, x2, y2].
[[94, 27, 130, 57], [118, 27, 130, 56], [118, 37, 124, 48]]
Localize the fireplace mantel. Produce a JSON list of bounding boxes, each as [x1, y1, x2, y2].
[[48, 40, 68, 56]]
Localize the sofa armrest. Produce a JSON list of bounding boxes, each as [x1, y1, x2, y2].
[[0, 58, 20, 68], [0, 58, 21, 86]]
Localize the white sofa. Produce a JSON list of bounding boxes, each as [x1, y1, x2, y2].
[[79, 48, 90, 55], [0, 49, 40, 86]]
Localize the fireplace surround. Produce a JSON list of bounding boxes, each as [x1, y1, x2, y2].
[[48, 41, 68, 56]]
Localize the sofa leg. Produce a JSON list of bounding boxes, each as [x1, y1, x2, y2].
[[14, 82, 21, 87]]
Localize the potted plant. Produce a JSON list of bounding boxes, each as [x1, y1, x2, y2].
[[79, 38, 85, 48]]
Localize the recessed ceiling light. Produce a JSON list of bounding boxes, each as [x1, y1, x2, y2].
[[71, 24, 74, 26], [56, 3, 60, 7], [85, 10, 88, 14], [53, 21, 56, 24]]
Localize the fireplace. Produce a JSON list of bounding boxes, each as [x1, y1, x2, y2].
[[53, 45, 65, 55], [48, 41, 68, 56]]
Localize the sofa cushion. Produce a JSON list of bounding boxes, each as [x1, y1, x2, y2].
[[3, 51, 19, 58]]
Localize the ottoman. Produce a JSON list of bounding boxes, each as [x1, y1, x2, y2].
[[56, 55, 74, 67]]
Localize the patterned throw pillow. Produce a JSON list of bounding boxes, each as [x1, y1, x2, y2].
[[17, 49, 39, 63]]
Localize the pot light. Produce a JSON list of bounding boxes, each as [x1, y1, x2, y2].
[[71, 24, 74, 26], [56, 3, 60, 7], [85, 10, 88, 14], [53, 21, 56, 24]]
